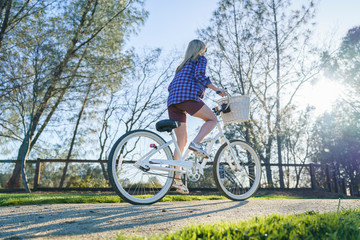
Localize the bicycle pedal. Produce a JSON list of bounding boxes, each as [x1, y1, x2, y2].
[[192, 151, 209, 159]]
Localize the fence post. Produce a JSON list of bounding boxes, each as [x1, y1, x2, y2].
[[326, 165, 332, 192], [309, 164, 316, 189], [349, 183, 354, 196], [34, 158, 42, 190], [333, 170, 339, 193], [340, 179, 347, 196]]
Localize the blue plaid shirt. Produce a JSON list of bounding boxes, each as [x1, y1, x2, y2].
[[167, 56, 212, 106]]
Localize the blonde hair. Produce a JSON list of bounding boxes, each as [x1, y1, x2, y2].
[[176, 39, 206, 73]]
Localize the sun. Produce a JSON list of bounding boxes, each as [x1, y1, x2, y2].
[[296, 77, 347, 114]]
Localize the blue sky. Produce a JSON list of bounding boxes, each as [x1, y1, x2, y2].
[[129, 0, 360, 52], [129, 0, 218, 51], [128, 0, 359, 116]]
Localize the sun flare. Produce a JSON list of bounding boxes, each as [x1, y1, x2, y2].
[[297, 77, 347, 114]]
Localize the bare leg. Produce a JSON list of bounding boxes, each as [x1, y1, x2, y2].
[[174, 122, 187, 160], [173, 122, 187, 179], [192, 105, 217, 144]]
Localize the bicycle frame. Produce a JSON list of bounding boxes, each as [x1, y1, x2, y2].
[[136, 121, 241, 176], [108, 91, 262, 204]]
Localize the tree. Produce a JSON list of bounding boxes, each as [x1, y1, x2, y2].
[[198, 0, 319, 187], [268, 0, 318, 188], [98, 49, 176, 152], [58, 49, 176, 188], [282, 106, 315, 188], [311, 104, 360, 194], [316, 25, 360, 195], [0, 0, 147, 190], [0, 1, 52, 100], [322, 26, 360, 112], [0, 0, 46, 49]]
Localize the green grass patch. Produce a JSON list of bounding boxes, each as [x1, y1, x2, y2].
[[0, 193, 123, 206], [0, 193, 312, 207], [118, 209, 360, 240], [0, 193, 228, 206]]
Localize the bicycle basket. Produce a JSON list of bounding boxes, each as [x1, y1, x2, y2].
[[217, 95, 250, 124]]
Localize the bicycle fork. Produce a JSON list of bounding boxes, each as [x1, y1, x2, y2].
[[215, 123, 242, 172]]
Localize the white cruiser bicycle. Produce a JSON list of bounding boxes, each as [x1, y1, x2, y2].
[[108, 93, 261, 205]]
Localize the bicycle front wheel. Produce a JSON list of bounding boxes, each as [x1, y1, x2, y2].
[[108, 130, 174, 205], [213, 140, 261, 200]]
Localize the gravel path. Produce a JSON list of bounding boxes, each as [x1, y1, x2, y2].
[[1, 199, 360, 239]]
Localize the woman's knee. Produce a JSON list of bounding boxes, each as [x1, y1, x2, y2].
[[202, 111, 217, 123], [193, 105, 217, 122], [208, 112, 217, 122]]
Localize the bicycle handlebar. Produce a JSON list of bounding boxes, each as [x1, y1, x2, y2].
[[213, 89, 231, 115]]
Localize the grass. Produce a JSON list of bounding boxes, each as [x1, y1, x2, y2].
[[0, 193, 227, 206], [2, 193, 358, 239], [0, 193, 309, 207], [117, 209, 360, 240], [0, 193, 123, 206]]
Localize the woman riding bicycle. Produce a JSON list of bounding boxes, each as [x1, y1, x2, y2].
[[167, 39, 226, 193], [108, 40, 261, 203]]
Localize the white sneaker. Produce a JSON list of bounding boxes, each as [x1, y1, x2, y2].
[[189, 142, 209, 159]]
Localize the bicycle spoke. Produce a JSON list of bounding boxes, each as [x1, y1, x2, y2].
[[108, 130, 174, 204], [214, 140, 261, 200]]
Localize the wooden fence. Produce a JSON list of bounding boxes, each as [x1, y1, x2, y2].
[[260, 163, 355, 196], [0, 159, 358, 196]]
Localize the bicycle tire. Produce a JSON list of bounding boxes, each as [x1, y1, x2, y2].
[[213, 140, 261, 200], [108, 129, 174, 205]]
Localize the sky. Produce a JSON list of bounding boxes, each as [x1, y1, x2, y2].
[[127, 0, 360, 138], [1, 1, 358, 165], [1, 1, 358, 162], [128, 0, 218, 52], [128, 0, 359, 114], [129, 0, 360, 53]]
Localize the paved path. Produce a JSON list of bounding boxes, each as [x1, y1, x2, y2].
[[1, 199, 360, 239]]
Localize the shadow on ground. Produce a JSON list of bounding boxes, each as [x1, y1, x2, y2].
[[0, 200, 248, 239]]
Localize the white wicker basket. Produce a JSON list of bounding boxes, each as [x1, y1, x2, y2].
[[217, 95, 250, 124]]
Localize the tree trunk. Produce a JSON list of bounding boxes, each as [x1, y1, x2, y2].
[[0, 0, 11, 49], [272, 0, 285, 189], [59, 78, 93, 188], [231, 0, 245, 95], [6, 48, 76, 189], [6, 133, 31, 190], [99, 162, 108, 181], [98, 136, 109, 181], [97, 92, 117, 182], [5, 0, 133, 189], [264, 137, 274, 187]]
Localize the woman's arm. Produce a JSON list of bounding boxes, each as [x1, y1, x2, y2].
[[195, 56, 226, 96], [194, 56, 211, 86], [207, 83, 226, 97]]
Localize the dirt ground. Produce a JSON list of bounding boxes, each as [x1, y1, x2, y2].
[[18, 187, 356, 198], [1, 198, 360, 239]]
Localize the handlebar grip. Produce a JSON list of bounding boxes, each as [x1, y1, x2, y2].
[[216, 89, 228, 95]]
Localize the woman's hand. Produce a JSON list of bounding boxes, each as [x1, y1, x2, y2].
[[216, 88, 226, 97], [207, 84, 227, 97]]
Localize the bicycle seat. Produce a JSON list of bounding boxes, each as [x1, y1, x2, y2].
[[156, 119, 181, 132]]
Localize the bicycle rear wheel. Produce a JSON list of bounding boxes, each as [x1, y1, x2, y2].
[[213, 140, 261, 200], [108, 130, 174, 205]]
